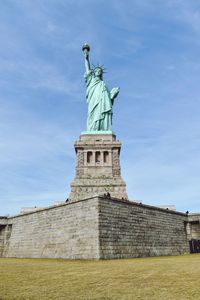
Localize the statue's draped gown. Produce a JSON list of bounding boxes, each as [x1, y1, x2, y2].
[[85, 70, 112, 131]]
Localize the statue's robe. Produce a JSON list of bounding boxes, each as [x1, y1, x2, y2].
[[85, 71, 112, 131]]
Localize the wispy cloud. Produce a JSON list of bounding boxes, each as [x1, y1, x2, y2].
[[0, 0, 200, 215], [0, 58, 82, 95], [122, 117, 200, 212]]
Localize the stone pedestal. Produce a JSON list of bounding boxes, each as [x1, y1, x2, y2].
[[69, 133, 128, 202]]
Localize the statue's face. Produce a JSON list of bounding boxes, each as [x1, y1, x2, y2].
[[94, 68, 103, 77]]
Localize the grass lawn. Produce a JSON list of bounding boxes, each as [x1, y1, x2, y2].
[[0, 254, 200, 300]]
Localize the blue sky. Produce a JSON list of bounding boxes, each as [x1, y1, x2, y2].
[[1, 0, 200, 215]]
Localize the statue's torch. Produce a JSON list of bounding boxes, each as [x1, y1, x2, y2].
[[82, 43, 90, 57]]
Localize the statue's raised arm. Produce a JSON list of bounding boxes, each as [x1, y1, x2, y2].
[[82, 43, 91, 74], [82, 43, 120, 133]]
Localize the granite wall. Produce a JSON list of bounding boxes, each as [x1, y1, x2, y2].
[[98, 198, 189, 259], [187, 214, 200, 240], [0, 217, 8, 256], [2, 199, 100, 259], [0, 197, 190, 259]]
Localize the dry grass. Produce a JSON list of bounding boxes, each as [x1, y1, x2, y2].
[[0, 254, 200, 300]]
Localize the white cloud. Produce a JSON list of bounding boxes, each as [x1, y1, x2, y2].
[[0, 58, 81, 95], [0, 0, 200, 215]]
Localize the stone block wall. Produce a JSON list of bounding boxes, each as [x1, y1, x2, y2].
[[187, 214, 200, 240], [98, 198, 189, 259], [0, 225, 6, 256], [0, 217, 8, 256], [69, 134, 128, 201], [1, 197, 190, 259], [3, 199, 100, 259]]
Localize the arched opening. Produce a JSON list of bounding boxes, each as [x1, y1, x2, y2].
[[95, 151, 101, 164], [87, 151, 93, 163], [103, 151, 109, 163]]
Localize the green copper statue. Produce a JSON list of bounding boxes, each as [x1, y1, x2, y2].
[[82, 43, 120, 132]]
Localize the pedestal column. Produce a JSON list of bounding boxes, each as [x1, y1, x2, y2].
[[69, 133, 128, 202]]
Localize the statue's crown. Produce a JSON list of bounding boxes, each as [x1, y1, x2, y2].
[[92, 63, 106, 73]]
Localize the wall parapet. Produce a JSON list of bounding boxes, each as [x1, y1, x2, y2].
[[0, 217, 8, 225], [6, 196, 188, 221]]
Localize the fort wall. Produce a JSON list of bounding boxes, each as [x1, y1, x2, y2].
[[98, 198, 189, 259], [0, 197, 191, 259], [187, 214, 200, 240], [2, 199, 100, 259]]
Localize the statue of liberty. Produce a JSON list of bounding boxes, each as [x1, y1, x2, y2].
[[82, 43, 120, 132]]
